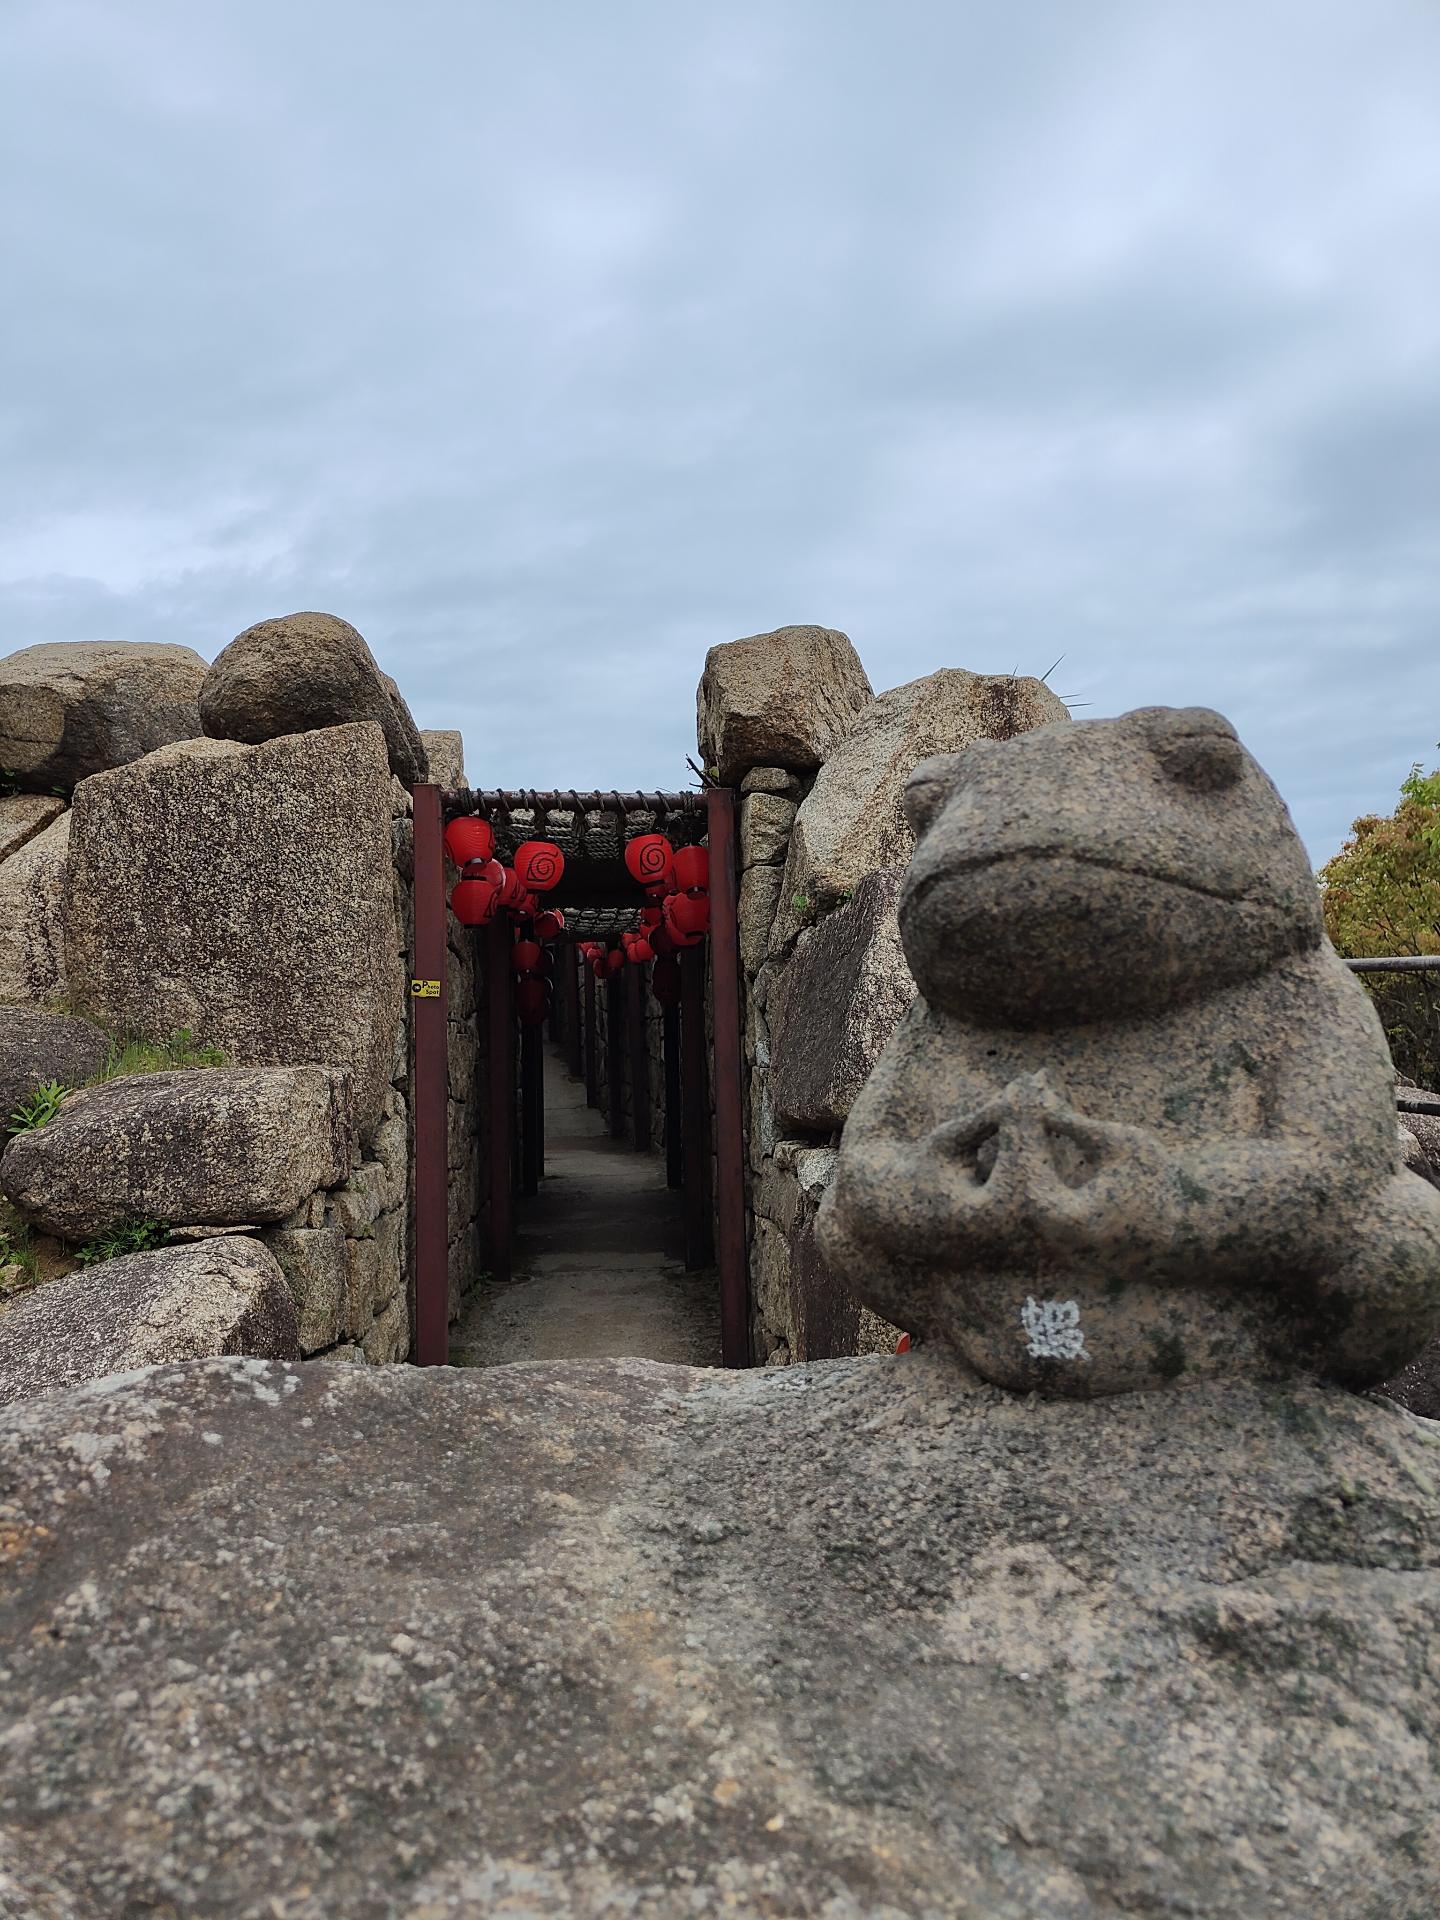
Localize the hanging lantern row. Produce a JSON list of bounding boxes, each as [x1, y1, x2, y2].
[[622, 834, 711, 949], [444, 816, 567, 931]]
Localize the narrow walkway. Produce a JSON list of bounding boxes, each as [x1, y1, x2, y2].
[[452, 1045, 721, 1368]]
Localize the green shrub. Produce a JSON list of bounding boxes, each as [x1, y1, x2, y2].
[[76, 1219, 170, 1265], [6, 1079, 65, 1137]]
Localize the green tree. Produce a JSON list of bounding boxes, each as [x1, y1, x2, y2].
[[1319, 755, 1440, 1089]]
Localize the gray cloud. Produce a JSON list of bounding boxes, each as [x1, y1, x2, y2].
[[3, 0, 1437, 858]]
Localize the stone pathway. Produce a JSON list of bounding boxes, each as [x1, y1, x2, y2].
[[452, 1046, 721, 1368]]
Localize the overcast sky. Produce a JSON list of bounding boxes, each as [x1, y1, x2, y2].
[[4, 2, 1437, 861]]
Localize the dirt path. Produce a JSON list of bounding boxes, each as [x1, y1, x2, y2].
[[452, 1045, 721, 1369]]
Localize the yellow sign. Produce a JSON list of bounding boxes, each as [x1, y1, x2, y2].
[[410, 979, 441, 999]]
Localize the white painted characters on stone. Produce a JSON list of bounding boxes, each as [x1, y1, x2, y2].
[[1021, 1296, 1089, 1362]]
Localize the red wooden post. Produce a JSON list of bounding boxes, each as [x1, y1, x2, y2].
[[583, 959, 598, 1106], [410, 784, 449, 1366], [564, 942, 582, 1077], [663, 1003, 682, 1190], [706, 786, 749, 1367], [486, 916, 514, 1284], [626, 962, 651, 1151], [679, 944, 712, 1271]]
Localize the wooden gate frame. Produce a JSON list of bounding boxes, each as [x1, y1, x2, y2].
[[410, 780, 750, 1368]]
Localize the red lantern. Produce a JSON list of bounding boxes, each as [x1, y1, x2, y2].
[[650, 924, 677, 956], [673, 845, 709, 893], [533, 909, 565, 941], [651, 955, 680, 1005], [443, 817, 495, 868], [590, 955, 608, 980], [516, 977, 549, 1025], [451, 875, 500, 926], [512, 940, 543, 974], [497, 866, 526, 910], [514, 841, 565, 893], [624, 833, 674, 889], [645, 882, 670, 904], [606, 949, 625, 976], [665, 890, 710, 938], [629, 937, 654, 964], [639, 905, 662, 931], [536, 950, 556, 979]]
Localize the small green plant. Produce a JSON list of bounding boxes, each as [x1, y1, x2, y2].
[[792, 893, 810, 915], [7, 1080, 65, 1136], [95, 1027, 228, 1083], [0, 1202, 41, 1293], [76, 1219, 170, 1265]]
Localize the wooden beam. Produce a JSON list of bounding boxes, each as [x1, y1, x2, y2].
[[410, 784, 449, 1366], [707, 786, 749, 1368]]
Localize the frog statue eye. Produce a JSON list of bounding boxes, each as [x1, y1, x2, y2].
[[1153, 728, 1245, 794]]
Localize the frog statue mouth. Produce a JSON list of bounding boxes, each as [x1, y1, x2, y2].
[[899, 847, 1310, 1027]]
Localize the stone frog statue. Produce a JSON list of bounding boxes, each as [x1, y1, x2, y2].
[[816, 706, 1440, 1396]]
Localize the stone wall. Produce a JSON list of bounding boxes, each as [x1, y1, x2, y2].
[[0, 629, 477, 1395], [699, 630, 1072, 1364]]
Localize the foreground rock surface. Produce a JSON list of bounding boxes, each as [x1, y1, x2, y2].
[[0, 1066, 354, 1240], [200, 611, 428, 784], [0, 640, 207, 790], [0, 1239, 297, 1407], [62, 725, 403, 1135], [697, 624, 873, 785], [0, 1354, 1435, 1918]]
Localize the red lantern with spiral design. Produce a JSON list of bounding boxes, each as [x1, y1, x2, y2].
[[443, 817, 495, 868], [533, 909, 565, 941], [672, 845, 709, 893], [624, 834, 674, 889], [665, 891, 710, 938], [514, 841, 565, 894], [451, 857, 505, 926]]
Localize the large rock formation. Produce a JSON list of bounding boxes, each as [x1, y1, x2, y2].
[[200, 611, 428, 784], [0, 1006, 108, 1125], [0, 1353, 1436, 1917], [0, 1240, 298, 1406], [0, 1066, 354, 1241], [0, 810, 69, 1005], [770, 868, 914, 1133], [421, 727, 466, 788], [774, 668, 1069, 946], [62, 724, 404, 1136], [0, 640, 207, 791], [697, 625, 873, 786], [819, 707, 1440, 1396]]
